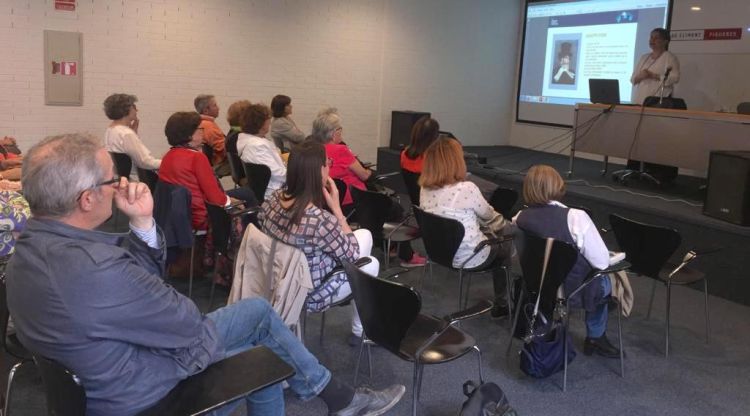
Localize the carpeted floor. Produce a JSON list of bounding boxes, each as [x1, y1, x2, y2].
[[7, 234, 750, 415]]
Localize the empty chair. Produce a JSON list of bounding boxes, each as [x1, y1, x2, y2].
[[609, 213, 711, 357], [344, 261, 491, 416], [242, 162, 271, 202], [33, 346, 294, 416]]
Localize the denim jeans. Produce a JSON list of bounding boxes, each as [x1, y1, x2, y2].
[[206, 298, 331, 416], [585, 276, 612, 338]]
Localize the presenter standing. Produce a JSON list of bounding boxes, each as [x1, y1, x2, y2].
[[630, 28, 680, 105]]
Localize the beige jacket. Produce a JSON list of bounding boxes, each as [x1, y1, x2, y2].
[[228, 224, 313, 329]]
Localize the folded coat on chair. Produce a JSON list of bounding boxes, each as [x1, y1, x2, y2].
[[609, 270, 634, 317], [228, 224, 314, 329]]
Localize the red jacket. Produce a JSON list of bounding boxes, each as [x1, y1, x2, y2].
[[158, 147, 227, 230]]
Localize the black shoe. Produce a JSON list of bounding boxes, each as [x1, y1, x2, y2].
[[330, 384, 406, 416], [490, 304, 510, 320], [584, 335, 621, 359]]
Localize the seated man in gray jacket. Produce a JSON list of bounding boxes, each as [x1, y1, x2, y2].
[[7, 133, 404, 416]]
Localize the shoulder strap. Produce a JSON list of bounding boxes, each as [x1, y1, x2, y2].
[[526, 238, 554, 339]]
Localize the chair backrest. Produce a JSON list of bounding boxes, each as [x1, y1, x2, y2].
[[33, 354, 87, 416], [0, 277, 10, 352], [400, 169, 421, 206], [109, 152, 132, 178], [412, 206, 464, 269], [737, 102, 750, 115], [206, 204, 231, 255], [333, 178, 347, 207], [202, 143, 214, 162], [609, 213, 681, 279], [350, 187, 392, 237], [153, 181, 194, 249], [343, 261, 421, 357], [489, 187, 518, 219], [227, 152, 246, 186], [242, 162, 271, 201], [518, 232, 578, 316], [136, 168, 158, 195]]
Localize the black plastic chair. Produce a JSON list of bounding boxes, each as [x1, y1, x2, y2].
[[609, 214, 711, 358], [227, 152, 245, 188], [1, 277, 32, 416], [350, 187, 419, 270], [412, 206, 512, 310], [202, 143, 215, 163], [242, 162, 271, 202], [488, 187, 518, 219], [401, 169, 421, 207], [507, 232, 629, 391], [109, 152, 132, 178], [33, 345, 294, 416], [343, 261, 491, 416], [737, 102, 750, 115], [333, 178, 347, 208], [109, 152, 133, 228], [137, 167, 158, 195], [153, 181, 201, 298], [205, 203, 258, 310]]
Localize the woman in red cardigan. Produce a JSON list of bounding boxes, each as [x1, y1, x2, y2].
[[158, 112, 256, 230]]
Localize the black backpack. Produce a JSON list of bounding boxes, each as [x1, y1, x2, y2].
[[459, 380, 518, 416]]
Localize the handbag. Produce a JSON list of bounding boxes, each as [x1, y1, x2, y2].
[[459, 380, 518, 416], [518, 238, 576, 378]]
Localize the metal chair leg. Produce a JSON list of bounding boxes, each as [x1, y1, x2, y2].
[[562, 309, 570, 392], [319, 311, 326, 344], [5, 361, 26, 416], [665, 281, 672, 358], [504, 267, 512, 333], [703, 279, 710, 344], [367, 342, 373, 379], [647, 279, 657, 318], [415, 365, 425, 401], [411, 362, 421, 416], [457, 270, 464, 310], [618, 300, 624, 378], [384, 239, 391, 270], [353, 336, 365, 385], [506, 291, 525, 359], [463, 274, 473, 310], [473, 345, 484, 383]]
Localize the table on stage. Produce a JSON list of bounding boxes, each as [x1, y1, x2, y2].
[[568, 103, 750, 176]]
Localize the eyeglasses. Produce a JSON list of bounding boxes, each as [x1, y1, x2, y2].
[[76, 176, 120, 201]]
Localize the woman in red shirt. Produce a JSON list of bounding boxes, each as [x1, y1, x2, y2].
[[400, 116, 440, 174], [311, 108, 426, 268], [158, 112, 256, 230]]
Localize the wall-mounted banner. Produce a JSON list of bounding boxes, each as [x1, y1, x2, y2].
[[672, 28, 743, 41]]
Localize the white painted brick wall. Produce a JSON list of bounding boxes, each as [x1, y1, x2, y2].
[[0, 0, 519, 161]]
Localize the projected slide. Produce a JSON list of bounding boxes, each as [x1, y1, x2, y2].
[[517, 0, 670, 126]]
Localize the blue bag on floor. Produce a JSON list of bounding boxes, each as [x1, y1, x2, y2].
[[519, 320, 575, 379]]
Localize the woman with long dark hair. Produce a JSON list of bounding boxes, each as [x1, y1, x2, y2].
[[260, 139, 379, 344], [400, 116, 440, 175]]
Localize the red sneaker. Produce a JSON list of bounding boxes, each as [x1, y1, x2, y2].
[[400, 253, 427, 268]]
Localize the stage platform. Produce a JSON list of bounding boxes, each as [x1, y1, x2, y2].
[[377, 145, 750, 306]]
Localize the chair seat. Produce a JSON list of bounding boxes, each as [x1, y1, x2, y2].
[[398, 314, 476, 364], [658, 264, 705, 284], [383, 223, 420, 242]]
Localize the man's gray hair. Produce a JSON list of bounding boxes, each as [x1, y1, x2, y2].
[[22, 133, 106, 218], [194, 94, 215, 114], [311, 107, 342, 144]]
